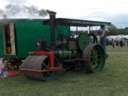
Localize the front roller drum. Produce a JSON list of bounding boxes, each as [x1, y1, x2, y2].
[[83, 44, 106, 73], [20, 55, 62, 80]]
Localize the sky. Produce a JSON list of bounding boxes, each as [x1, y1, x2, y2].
[[0, 0, 128, 28]]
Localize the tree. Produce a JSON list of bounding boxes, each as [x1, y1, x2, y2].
[[107, 24, 118, 35], [108, 24, 128, 35]]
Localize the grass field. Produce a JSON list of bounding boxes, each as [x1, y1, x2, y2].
[[0, 46, 128, 96]]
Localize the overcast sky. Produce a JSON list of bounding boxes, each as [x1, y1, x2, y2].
[[0, 0, 128, 28]]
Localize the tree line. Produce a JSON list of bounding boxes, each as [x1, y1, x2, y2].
[[108, 25, 128, 35]]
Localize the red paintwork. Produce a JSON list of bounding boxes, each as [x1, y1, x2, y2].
[[31, 50, 63, 72], [8, 71, 18, 77]]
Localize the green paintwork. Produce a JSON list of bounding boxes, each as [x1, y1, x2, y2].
[[0, 25, 4, 58], [15, 20, 50, 58], [90, 45, 106, 71], [15, 20, 70, 58], [78, 33, 90, 51], [56, 25, 70, 40], [0, 20, 70, 59]]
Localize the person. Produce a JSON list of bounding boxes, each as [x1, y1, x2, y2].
[[89, 32, 97, 44], [36, 39, 48, 50], [127, 40, 128, 47], [112, 39, 115, 48], [0, 58, 7, 79], [99, 26, 107, 50], [120, 40, 123, 47]]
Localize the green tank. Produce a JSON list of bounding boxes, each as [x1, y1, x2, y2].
[[0, 25, 4, 58], [0, 19, 70, 58]]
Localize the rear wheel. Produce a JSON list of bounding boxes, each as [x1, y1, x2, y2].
[[83, 44, 106, 73]]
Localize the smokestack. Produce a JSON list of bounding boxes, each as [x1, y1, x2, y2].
[[47, 10, 56, 49]]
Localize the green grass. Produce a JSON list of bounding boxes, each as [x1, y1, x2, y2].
[[0, 46, 128, 96]]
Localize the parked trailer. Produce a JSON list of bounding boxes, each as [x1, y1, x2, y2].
[[20, 12, 111, 80]]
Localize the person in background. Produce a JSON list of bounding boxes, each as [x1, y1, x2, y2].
[[127, 40, 128, 47], [112, 39, 115, 48], [120, 40, 124, 47]]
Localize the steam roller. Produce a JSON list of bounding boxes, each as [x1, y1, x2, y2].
[[20, 11, 109, 80], [20, 32, 107, 80]]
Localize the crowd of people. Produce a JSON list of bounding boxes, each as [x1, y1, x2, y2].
[[111, 39, 128, 48]]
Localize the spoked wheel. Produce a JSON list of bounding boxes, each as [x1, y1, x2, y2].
[[83, 44, 106, 73]]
